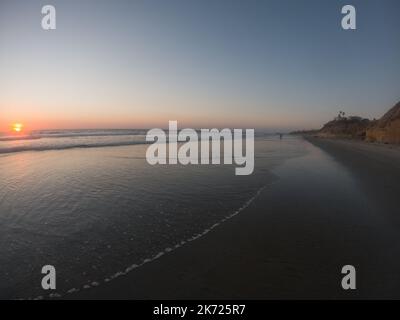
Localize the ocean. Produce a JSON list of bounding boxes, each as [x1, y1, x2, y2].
[[0, 130, 307, 299]]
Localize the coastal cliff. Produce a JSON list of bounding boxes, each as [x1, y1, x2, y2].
[[293, 101, 400, 144], [318, 116, 371, 139], [366, 102, 400, 144]]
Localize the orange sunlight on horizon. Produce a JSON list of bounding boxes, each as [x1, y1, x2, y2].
[[12, 123, 24, 133]]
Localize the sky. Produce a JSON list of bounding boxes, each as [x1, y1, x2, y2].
[[0, 0, 399, 132]]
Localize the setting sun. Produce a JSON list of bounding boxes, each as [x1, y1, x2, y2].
[[12, 123, 23, 133]]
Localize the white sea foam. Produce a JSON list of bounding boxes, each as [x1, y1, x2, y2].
[[29, 183, 269, 300]]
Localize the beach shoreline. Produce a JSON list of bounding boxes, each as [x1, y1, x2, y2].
[[67, 137, 400, 299], [304, 136, 400, 227]]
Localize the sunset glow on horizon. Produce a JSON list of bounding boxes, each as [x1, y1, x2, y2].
[[1, 0, 400, 134]]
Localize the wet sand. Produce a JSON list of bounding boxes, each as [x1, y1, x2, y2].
[[70, 137, 400, 299]]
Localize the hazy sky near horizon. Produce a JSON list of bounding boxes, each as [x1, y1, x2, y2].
[[1, 0, 399, 131]]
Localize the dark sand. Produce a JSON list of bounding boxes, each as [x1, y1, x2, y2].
[[70, 137, 400, 299]]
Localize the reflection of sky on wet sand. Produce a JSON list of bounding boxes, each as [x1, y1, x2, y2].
[[0, 136, 304, 298]]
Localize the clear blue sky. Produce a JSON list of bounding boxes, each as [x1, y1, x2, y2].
[[1, 0, 399, 131]]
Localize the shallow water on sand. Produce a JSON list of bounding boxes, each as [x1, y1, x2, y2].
[[0, 136, 306, 299]]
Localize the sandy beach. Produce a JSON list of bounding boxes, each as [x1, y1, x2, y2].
[[67, 137, 400, 299]]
